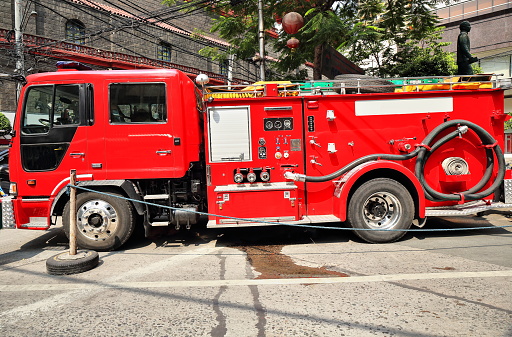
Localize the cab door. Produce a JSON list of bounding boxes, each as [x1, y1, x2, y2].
[[12, 83, 92, 228], [104, 82, 175, 179]]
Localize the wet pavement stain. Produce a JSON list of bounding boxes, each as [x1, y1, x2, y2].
[[235, 244, 348, 279], [432, 266, 456, 270]]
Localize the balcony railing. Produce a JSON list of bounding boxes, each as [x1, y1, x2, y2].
[[435, 0, 512, 23], [0, 28, 243, 84]]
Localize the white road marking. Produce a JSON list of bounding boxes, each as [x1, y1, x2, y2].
[[1, 269, 511, 292], [0, 244, 221, 318]]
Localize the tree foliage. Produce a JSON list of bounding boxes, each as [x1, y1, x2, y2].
[[377, 27, 457, 77], [0, 113, 11, 134], [164, 0, 457, 79]]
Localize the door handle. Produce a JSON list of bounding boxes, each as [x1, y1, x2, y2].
[[69, 152, 85, 157], [156, 150, 171, 155]]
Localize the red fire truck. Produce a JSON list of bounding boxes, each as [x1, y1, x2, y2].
[[2, 64, 512, 250]]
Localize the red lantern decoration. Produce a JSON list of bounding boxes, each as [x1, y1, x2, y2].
[[282, 12, 304, 35], [287, 37, 300, 51]]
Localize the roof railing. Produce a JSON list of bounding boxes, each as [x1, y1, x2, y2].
[[204, 74, 511, 99]]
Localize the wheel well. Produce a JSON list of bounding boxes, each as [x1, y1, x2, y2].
[[52, 183, 138, 216], [346, 168, 421, 220]]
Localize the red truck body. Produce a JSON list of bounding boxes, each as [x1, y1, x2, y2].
[[3, 66, 511, 250]]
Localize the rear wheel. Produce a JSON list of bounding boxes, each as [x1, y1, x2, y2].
[[63, 191, 135, 251], [347, 178, 414, 243]]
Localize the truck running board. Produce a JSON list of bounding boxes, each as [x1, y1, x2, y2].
[[207, 215, 341, 228], [425, 201, 512, 217], [143, 194, 169, 200]]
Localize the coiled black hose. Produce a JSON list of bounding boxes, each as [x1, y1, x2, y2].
[[415, 119, 505, 201], [297, 119, 505, 202]]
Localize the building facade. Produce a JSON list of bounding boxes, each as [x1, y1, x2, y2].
[[436, 0, 512, 152], [0, 0, 260, 113], [435, 0, 511, 103]]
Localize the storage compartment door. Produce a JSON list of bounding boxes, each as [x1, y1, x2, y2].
[[208, 106, 251, 162], [214, 185, 299, 224]]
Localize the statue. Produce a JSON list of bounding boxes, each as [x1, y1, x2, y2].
[[457, 21, 478, 75]]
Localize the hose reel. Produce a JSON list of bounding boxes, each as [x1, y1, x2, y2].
[[285, 119, 505, 202]]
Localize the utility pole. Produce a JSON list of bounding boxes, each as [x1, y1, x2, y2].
[[227, 53, 234, 87], [257, 0, 265, 81], [14, 0, 25, 101]]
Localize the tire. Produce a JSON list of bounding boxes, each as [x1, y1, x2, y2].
[[46, 250, 99, 275], [334, 74, 395, 94], [347, 178, 414, 243], [63, 191, 135, 251]]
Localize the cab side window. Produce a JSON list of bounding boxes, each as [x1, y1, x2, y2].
[[22, 85, 53, 134], [21, 84, 81, 134], [53, 85, 80, 125], [109, 83, 166, 124]]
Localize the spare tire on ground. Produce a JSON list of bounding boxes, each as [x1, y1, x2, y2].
[[334, 74, 395, 94], [46, 250, 99, 275]]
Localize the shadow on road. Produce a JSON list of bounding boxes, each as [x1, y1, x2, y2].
[[2, 210, 510, 260], [0, 227, 67, 266]]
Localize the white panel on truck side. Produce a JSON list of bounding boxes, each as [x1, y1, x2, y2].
[[207, 106, 252, 162]]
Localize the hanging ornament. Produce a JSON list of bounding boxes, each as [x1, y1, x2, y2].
[[287, 37, 300, 51], [282, 12, 304, 35]]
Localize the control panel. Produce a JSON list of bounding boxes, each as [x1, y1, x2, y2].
[[207, 99, 304, 188], [264, 117, 294, 131], [206, 98, 306, 224], [256, 135, 301, 161]]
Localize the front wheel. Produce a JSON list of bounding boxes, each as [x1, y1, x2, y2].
[[63, 191, 135, 251], [347, 178, 414, 243]]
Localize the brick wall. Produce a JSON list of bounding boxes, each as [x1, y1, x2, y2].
[[0, 0, 259, 112]]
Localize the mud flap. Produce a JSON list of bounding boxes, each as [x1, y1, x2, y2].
[[412, 217, 427, 228]]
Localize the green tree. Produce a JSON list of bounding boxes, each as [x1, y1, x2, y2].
[[377, 27, 457, 77], [164, 0, 454, 79], [0, 113, 11, 134]]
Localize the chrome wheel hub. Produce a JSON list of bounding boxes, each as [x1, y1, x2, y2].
[[76, 199, 119, 241], [362, 192, 402, 229]]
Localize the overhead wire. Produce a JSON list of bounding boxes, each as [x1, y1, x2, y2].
[[72, 0, 258, 79], [25, 0, 211, 59], [14, 0, 258, 80]]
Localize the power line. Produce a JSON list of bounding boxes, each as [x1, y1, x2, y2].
[[15, 0, 257, 79], [26, 0, 204, 58]]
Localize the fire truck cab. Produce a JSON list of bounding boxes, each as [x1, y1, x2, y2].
[[3, 65, 512, 251]]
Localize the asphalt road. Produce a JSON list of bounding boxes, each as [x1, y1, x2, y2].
[[1, 212, 511, 337]]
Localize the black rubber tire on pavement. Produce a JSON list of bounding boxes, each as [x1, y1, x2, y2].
[[63, 191, 135, 251], [46, 250, 99, 275], [334, 74, 395, 94], [347, 178, 414, 243]]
